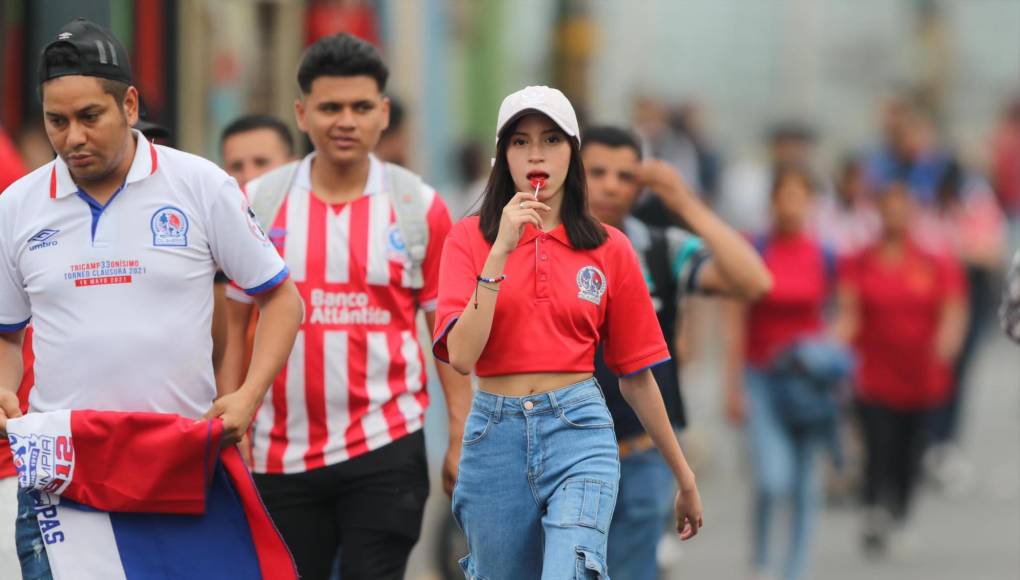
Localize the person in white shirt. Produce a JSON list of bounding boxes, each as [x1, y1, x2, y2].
[[0, 19, 303, 579]]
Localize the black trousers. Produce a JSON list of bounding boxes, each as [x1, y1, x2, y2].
[[857, 402, 930, 521], [253, 431, 429, 580]]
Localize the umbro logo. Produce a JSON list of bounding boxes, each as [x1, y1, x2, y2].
[[28, 229, 59, 251]]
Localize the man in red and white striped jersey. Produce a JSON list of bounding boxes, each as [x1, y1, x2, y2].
[[222, 34, 471, 580]]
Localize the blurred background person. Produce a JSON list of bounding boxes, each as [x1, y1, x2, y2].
[[833, 180, 967, 558], [863, 101, 951, 206], [216, 114, 297, 407], [12, 118, 54, 172], [815, 156, 881, 258], [669, 100, 724, 209], [446, 140, 488, 220], [991, 95, 1020, 246], [375, 96, 409, 166], [583, 125, 770, 580], [718, 122, 822, 236], [1002, 250, 1020, 343], [0, 126, 27, 193], [220, 114, 297, 188], [914, 160, 1005, 493], [725, 163, 836, 580]]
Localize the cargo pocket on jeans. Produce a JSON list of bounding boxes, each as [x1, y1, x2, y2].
[[551, 478, 615, 533], [574, 547, 608, 579], [458, 555, 488, 580]]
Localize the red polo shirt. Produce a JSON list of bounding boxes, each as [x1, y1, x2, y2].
[[746, 233, 830, 368], [433, 217, 668, 377], [841, 240, 966, 409]]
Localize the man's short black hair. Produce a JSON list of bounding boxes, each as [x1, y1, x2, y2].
[[220, 114, 295, 155], [581, 125, 643, 161], [40, 43, 129, 104], [297, 34, 388, 94]]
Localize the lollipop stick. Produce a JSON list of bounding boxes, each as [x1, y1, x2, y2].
[[530, 178, 545, 201]]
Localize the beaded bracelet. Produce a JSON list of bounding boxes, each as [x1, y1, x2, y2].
[[474, 274, 506, 309]]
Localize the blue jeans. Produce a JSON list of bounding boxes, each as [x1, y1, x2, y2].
[[607, 447, 674, 580], [15, 489, 52, 580], [452, 378, 620, 579], [745, 368, 820, 580]]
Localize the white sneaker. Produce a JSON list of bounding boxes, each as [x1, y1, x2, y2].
[[886, 522, 920, 560]]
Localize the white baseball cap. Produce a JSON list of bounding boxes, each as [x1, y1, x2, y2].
[[496, 86, 580, 144]]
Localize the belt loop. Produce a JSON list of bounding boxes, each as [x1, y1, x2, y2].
[[547, 390, 561, 416], [494, 397, 504, 423], [592, 377, 606, 399]]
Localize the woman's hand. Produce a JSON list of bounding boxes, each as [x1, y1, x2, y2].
[[674, 479, 704, 540], [492, 192, 551, 255]]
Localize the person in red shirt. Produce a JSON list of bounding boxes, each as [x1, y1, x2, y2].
[[725, 162, 833, 580], [0, 126, 27, 193], [432, 86, 702, 579], [834, 180, 967, 556], [0, 127, 29, 577]]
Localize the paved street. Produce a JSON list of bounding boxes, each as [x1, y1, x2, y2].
[[409, 318, 1020, 580]]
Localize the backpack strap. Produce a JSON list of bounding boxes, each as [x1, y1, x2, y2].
[[249, 161, 300, 231], [384, 163, 430, 290]]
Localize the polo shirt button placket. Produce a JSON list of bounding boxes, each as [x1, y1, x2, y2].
[[536, 236, 549, 298]]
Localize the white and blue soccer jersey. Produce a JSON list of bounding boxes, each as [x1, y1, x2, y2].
[[0, 131, 288, 417]]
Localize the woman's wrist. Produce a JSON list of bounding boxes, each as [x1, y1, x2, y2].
[[677, 468, 697, 492]]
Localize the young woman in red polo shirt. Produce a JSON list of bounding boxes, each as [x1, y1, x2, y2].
[[433, 86, 703, 579], [834, 180, 967, 556]]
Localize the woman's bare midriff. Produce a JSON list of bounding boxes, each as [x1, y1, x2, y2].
[[477, 372, 593, 397]]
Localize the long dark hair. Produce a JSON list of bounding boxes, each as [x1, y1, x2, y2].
[[476, 116, 607, 249]]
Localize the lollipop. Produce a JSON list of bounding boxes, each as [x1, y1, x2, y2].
[[530, 177, 546, 200]]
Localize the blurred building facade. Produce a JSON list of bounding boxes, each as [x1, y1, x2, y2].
[[1, 0, 1017, 199]]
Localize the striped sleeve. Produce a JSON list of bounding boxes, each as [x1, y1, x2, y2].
[[666, 227, 711, 296]]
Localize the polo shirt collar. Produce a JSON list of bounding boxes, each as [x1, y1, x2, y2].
[[294, 152, 385, 196], [517, 223, 572, 248], [50, 129, 158, 199]]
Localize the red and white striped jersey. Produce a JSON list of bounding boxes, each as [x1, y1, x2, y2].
[[234, 153, 452, 474]]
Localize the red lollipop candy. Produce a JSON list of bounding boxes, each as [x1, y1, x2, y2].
[[530, 177, 546, 200]]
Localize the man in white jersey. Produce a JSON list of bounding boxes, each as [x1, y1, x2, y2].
[[221, 34, 470, 580], [0, 19, 303, 579]]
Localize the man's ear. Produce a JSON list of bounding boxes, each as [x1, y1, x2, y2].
[[123, 86, 140, 126], [295, 97, 307, 133]]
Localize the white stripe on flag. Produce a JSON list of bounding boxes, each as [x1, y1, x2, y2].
[[43, 503, 128, 580]]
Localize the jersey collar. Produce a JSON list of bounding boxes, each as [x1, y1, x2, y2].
[[517, 223, 572, 248], [294, 152, 385, 197], [50, 130, 158, 199]]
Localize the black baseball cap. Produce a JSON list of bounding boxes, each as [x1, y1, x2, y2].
[[38, 18, 132, 86]]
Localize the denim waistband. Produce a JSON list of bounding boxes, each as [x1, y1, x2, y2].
[[472, 377, 604, 419]]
